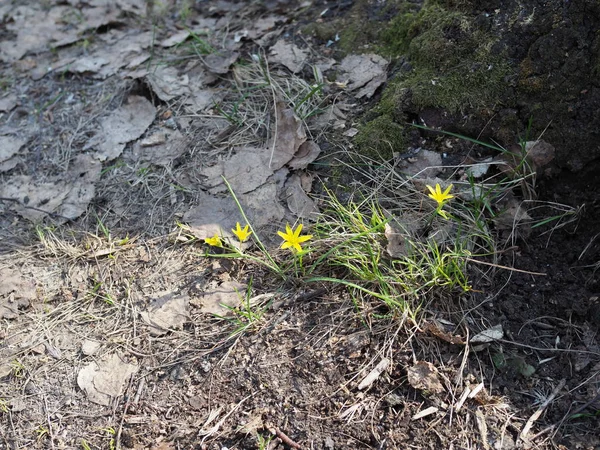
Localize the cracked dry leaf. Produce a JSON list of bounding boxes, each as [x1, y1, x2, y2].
[[284, 174, 319, 220], [287, 140, 321, 170], [224, 147, 274, 194], [183, 191, 240, 240], [407, 361, 445, 394], [338, 54, 388, 98], [269, 39, 308, 73], [132, 129, 187, 166], [239, 182, 286, 232], [204, 51, 239, 74], [192, 281, 247, 316], [398, 149, 442, 179], [145, 66, 190, 101], [77, 353, 138, 406], [0, 94, 18, 112], [0, 269, 36, 319], [140, 292, 190, 336], [65, 30, 153, 79], [0, 154, 101, 221], [0, 136, 26, 165], [269, 100, 307, 170], [85, 95, 156, 161]]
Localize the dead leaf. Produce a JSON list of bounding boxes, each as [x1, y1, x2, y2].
[[224, 147, 274, 194], [132, 130, 187, 166], [358, 358, 390, 390], [284, 174, 319, 220], [470, 324, 504, 344], [0, 154, 101, 221], [77, 353, 138, 406], [287, 140, 321, 170], [525, 140, 555, 169], [140, 292, 190, 336], [269, 101, 307, 170], [204, 51, 239, 74], [338, 54, 388, 98], [406, 361, 445, 394], [145, 66, 190, 102], [398, 149, 442, 178], [0, 136, 26, 164], [85, 95, 156, 161], [269, 40, 308, 73], [183, 191, 242, 241], [192, 281, 246, 316], [0, 268, 36, 319], [493, 196, 532, 237], [0, 94, 18, 112]]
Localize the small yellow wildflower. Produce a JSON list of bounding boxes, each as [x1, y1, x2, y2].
[[277, 223, 312, 253], [232, 222, 252, 242], [426, 183, 454, 207], [204, 234, 222, 247]]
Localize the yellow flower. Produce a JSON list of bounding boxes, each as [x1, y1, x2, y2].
[[426, 183, 454, 207], [232, 222, 252, 242], [204, 234, 222, 247], [277, 223, 312, 253]]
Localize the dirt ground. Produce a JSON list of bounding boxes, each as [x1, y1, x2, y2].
[[1, 1, 599, 449]]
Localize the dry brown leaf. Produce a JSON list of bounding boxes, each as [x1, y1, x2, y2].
[[140, 292, 190, 336], [204, 51, 239, 74], [85, 95, 156, 161], [0, 136, 26, 165], [406, 361, 445, 394], [132, 130, 187, 166], [269, 101, 307, 170], [0, 269, 36, 320], [269, 40, 308, 73], [77, 353, 139, 406], [192, 281, 246, 316], [397, 149, 442, 178], [284, 174, 319, 220], [287, 140, 321, 170], [0, 94, 18, 112], [338, 54, 388, 98]]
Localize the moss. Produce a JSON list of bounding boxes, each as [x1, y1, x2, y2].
[[355, 115, 406, 161], [380, 1, 512, 113], [302, 0, 404, 56]]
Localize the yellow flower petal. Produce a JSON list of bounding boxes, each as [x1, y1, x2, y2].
[[204, 234, 222, 247], [232, 222, 252, 242], [278, 223, 312, 252]]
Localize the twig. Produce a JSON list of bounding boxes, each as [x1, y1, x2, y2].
[[272, 426, 302, 449], [520, 378, 565, 442], [115, 375, 135, 450], [41, 392, 56, 450], [464, 257, 546, 276]]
